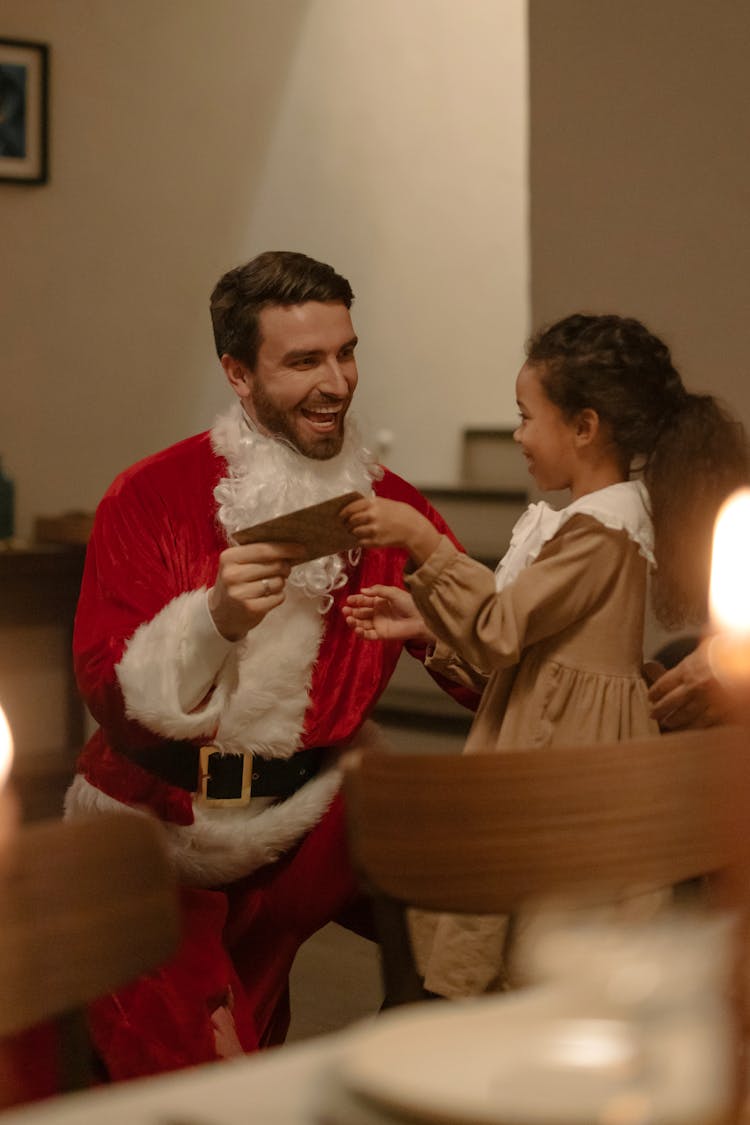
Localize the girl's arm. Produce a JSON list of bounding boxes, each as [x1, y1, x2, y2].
[[407, 515, 635, 672], [341, 499, 489, 690]]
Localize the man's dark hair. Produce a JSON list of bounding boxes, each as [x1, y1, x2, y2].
[[209, 251, 354, 370]]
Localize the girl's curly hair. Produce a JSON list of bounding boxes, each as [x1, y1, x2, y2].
[[527, 314, 749, 626]]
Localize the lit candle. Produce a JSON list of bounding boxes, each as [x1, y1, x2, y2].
[[0, 703, 17, 857], [708, 488, 750, 687], [0, 704, 13, 790]]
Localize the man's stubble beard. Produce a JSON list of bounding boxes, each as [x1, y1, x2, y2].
[[249, 382, 347, 461]]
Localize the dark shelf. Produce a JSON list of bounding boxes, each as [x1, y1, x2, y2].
[[419, 485, 527, 503], [0, 543, 86, 755]]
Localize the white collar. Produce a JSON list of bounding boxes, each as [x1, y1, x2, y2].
[[494, 480, 654, 591]]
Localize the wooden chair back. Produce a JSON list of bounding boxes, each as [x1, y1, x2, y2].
[[0, 811, 180, 1099], [343, 728, 750, 1006]]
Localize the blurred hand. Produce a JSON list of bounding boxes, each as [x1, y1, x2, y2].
[[343, 584, 436, 645], [648, 636, 736, 730], [208, 541, 307, 641]]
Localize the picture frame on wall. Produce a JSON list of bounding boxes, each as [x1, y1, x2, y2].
[[0, 38, 49, 184]]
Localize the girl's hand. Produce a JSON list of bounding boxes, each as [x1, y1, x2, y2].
[[341, 497, 441, 562], [343, 585, 436, 645], [341, 497, 417, 547]]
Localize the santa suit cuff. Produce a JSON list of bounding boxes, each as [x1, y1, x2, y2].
[[116, 588, 236, 740]]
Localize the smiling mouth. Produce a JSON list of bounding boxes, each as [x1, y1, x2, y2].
[[300, 403, 345, 431]]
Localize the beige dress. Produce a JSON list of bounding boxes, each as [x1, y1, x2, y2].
[[404, 482, 660, 997]]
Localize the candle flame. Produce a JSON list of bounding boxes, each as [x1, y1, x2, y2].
[[710, 488, 750, 633], [0, 704, 13, 789]]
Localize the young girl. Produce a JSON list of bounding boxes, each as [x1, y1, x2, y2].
[[341, 313, 748, 999]]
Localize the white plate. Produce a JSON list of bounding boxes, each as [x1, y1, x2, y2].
[[335, 987, 729, 1125]]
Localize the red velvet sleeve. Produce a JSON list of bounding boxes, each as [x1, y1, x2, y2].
[[73, 438, 220, 749]]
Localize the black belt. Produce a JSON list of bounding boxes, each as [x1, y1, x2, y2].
[[117, 741, 326, 804]]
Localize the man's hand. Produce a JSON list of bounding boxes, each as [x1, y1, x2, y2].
[[341, 497, 440, 564], [648, 636, 736, 730], [343, 585, 436, 645], [208, 541, 307, 641]]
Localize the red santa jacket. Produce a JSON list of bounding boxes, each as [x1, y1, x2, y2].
[[67, 425, 471, 884]]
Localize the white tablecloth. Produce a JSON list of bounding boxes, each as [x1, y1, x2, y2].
[[0, 1027, 373, 1125], [1, 995, 742, 1125]]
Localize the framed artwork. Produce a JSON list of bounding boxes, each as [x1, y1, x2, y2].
[[0, 38, 49, 184]]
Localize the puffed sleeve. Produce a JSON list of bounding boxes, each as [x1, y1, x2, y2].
[[406, 515, 632, 673]]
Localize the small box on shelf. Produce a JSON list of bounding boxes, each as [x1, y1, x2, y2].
[[34, 511, 94, 547]]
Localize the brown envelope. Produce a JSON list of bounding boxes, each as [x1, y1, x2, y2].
[[232, 491, 364, 562]]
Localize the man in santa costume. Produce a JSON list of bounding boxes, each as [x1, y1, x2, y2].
[[65, 250, 466, 1079]]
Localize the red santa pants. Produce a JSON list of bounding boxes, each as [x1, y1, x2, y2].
[[88, 791, 363, 1081]]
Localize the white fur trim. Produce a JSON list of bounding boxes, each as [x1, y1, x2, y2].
[[214, 584, 323, 758], [64, 722, 390, 885], [117, 582, 324, 758], [64, 769, 341, 886], [116, 589, 236, 740]]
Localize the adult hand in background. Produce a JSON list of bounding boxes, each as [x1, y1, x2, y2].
[[648, 636, 736, 729]]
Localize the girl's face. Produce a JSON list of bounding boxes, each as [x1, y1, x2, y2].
[[513, 363, 579, 492]]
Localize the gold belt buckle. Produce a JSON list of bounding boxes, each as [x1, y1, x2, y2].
[[197, 745, 252, 808]]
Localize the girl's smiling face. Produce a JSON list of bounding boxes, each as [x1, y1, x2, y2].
[[513, 362, 579, 493]]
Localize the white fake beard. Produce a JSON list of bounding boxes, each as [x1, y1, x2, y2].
[[211, 402, 381, 608]]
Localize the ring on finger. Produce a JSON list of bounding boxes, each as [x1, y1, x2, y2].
[[261, 577, 271, 597]]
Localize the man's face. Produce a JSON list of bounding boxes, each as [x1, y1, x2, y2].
[[227, 302, 359, 460]]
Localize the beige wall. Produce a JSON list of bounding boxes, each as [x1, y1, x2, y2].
[[1, 0, 528, 539], [529, 0, 750, 427], [529, 0, 750, 653]]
